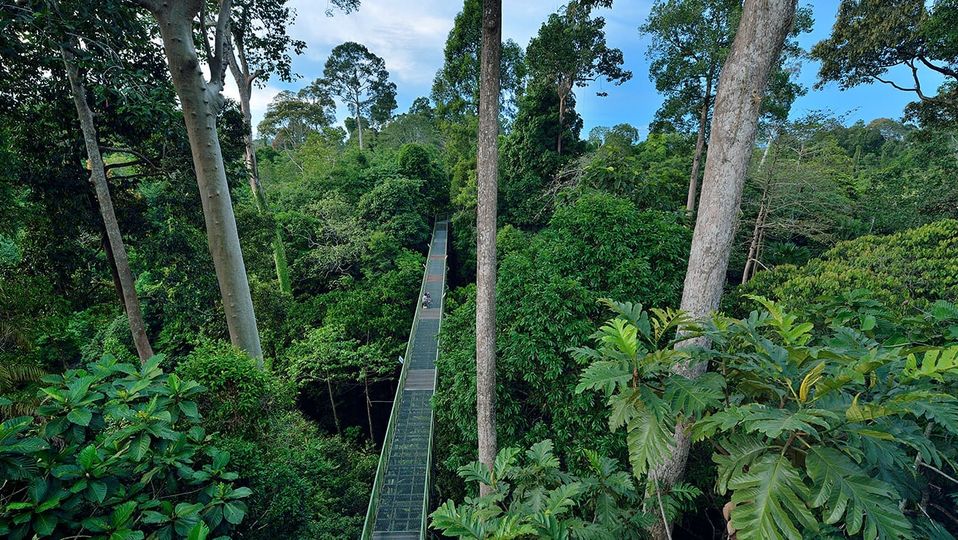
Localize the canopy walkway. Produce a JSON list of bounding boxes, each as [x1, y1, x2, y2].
[[362, 220, 448, 540]]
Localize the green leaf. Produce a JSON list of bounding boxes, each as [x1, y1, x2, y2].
[[67, 408, 92, 426], [178, 401, 199, 418], [89, 481, 107, 504], [222, 501, 246, 525], [806, 447, 911, 540], [728, 454, 817, 540], [713, 435, 769, 495], [741, 405, 837, 440], [187, 521, 210, 540], [132, 434, 150, 461], [663, 372, 724, 419], [112, 501, 137, 527], [575, 360, 630, 395], [77, 444, 97, 469], [625, 405, 673, 477]]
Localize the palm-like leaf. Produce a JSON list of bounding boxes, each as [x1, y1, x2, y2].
[[805, 447, 911, 540], [728, 454, 817, 540]]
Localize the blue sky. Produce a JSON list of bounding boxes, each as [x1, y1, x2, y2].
[[230, 0, 938, 137]]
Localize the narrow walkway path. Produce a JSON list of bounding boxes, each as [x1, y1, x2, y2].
[[363, 220, 448, 540]]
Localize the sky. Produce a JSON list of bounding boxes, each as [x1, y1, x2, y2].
[[227, 0, 940, 138]]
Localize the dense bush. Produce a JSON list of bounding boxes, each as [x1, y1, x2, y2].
[[737, 219, 958, 316], [177, 342, 289, 437], [0, 355, 249, 539], [176, 342, 377, 539]]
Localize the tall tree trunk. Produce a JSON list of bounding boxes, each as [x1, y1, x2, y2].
[[648, 0, 797, 537], [364, 371, 375, 441], [61, 46, 155, 364], [476, 0, 502, 497], [557, 92, 565, 155], [226, 44, 292, 295], [355, 95, 364, 150], [686, 70, 714, 213], [327, 377, 341, 434], [149, 1, 263, 363]]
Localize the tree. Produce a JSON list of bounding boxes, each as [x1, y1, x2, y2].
[[475, 0, 501, 497], [812, 0, 958, 123], [740, 113, 855, 283], [258, 85, 336, 150], [60, 46, 155, 364], [22, 0, 158, 363], [641, 0, 738, 212], [645, 0, 799, 537], [132, 0, 263, 362], [225, 0, 313, 295], [526, 1, 631, 155], [321, 42, 397, 150], [430, 0, 527, 127], [642, 0, 812, 213]]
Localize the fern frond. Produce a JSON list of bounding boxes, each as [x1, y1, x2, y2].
[[806, 447, 912, 540], [728, 453, 817, 540]]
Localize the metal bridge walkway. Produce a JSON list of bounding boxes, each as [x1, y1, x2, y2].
[[362, 220, 448, 540]]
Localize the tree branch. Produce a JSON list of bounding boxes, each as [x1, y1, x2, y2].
[[208, 0, 233, 89], [917, 55, 958, 80]]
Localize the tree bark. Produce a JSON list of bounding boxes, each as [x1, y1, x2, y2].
[[61, 45, 155, 364], [354, 94, 364, 150], [364, 371, 375, 441], [149, 1, 263, 363], [686, 70, 714, 213], [557, 91, 566, 155], [226, 43, 292, 295], [648, 0, 797, 537], [327, 377, 341, 434], [476, 0, 502, 497]]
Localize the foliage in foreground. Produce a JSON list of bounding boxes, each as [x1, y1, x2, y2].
[[0, 355, 249, 539], [177, 343, 377, 539], [430, 439, 699, 539], [435, 296, 958, 539], [574, 297, 958, 539]]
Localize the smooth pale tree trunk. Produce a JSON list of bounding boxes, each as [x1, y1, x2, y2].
[[742, 188, 769, 284], [686, 71, 715, 213], [476, 0, 502, 497], [226, 45, 292, 295], [144, 0, 263, 363], [61, 46, 155, 364], [648, 0, 797, 537], [354, 94, 364, 150], [742, 138, 777, 284], [327, 377, 341, 434]]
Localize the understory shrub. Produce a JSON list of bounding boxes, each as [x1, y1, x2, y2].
[[0, 355, 249, 539]]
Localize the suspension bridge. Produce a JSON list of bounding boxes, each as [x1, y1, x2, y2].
[[362, 220, 448, 539]]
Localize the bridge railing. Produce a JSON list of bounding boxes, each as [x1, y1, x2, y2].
[[361, 220, 445, 539]]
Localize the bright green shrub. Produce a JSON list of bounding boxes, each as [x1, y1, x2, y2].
[[430, 440, 668, 539], [0, 355, 249, 539], [177, 343, 290, 437], [176, 342, 378, 539], [738, 219, 958, 315], [218, 412, 377, 540]]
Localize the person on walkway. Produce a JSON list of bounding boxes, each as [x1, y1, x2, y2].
[[422, 291, 432, 309]]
